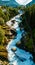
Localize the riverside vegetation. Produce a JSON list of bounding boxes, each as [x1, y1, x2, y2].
[[16, 4, 35, 62], [0, 6, 19, 64]]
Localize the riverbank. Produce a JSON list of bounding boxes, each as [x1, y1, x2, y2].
[[0, 48, 9, 65], [0, 6, 19, 63], [16, 41, 35, 63], [16, 5, 35, 63]]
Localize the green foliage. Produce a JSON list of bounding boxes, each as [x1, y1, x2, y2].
[[0, 6, 19, 46], [0, 27, 5, 45], [24, 4, 35, 30], [25, 37, 33, 51], [20, 4, 35, 53], [0, 6, 19, 22], [0, 17, 4, 25], [8, 7, 18, 18]]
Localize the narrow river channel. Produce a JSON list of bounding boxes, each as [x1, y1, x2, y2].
[[6, 11, 35, 65]]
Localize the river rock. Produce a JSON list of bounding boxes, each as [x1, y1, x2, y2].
[[11, 47, 17, 52]]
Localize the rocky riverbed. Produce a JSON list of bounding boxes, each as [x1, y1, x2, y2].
[[0, 60, 10, 65]]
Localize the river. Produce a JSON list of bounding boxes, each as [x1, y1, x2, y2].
[[6, 11, 35, 65]]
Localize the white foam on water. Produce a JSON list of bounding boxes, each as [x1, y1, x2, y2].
[[15, 0, 32, 5]]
